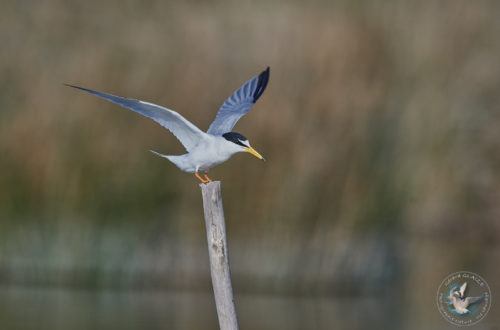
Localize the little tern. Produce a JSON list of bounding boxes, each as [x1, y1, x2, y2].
[[448, 282, 484, 314], [66, 67, 269, 183]]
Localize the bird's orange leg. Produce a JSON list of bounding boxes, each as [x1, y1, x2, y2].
[[195, 172, 208, 183], [204, 173, 212, 182]]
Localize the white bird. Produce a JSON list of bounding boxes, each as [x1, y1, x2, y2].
[[448, 282, 484, 314], [458, 282, 467, 298], [66, 67, 269, 183]]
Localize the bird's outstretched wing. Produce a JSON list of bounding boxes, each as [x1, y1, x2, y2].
[[465, 295, 484, 306], [448, 287, 458, 304], [207, 67, 270, 136], [65, 85, 205, 152], [459, 282, 467, 297]]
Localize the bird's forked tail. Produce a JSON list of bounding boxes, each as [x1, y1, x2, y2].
[[150, 150, 187, 171], [150, 150, 171, 160]]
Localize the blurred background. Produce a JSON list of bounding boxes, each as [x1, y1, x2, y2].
[[0, 0, 499, 329]]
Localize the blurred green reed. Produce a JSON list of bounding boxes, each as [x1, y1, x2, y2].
[[0, 0, 499, 298]]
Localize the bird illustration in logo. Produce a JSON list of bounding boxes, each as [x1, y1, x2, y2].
[[448, 282, 484, 315]]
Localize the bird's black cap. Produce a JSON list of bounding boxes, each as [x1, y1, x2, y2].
[[222, 132, 248, 147]]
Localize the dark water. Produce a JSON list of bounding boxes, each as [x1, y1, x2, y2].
[[2, 286, 494, 330]]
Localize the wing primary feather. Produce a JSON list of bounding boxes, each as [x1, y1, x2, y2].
[[65, 83, 206, 152], [467, 294, 484, 305], [206, 67, 270, 135], [253, 67, 270, 103], [64, 83, 100, 95]]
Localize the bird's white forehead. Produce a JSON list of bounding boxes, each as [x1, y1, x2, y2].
[[238, 139, 249, 146]]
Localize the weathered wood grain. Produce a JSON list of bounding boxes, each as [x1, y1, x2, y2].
[[200, 181, 239, 330]]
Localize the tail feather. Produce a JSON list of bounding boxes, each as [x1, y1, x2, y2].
[[150, 150, 171, 159], [150, 150, 191, 172]]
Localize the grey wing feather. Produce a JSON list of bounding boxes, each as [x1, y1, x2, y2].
[[447, 288, 456, 304], [65, 84, 205, 152], [466, 295, 484, 306], [207, 67, 269, 136], [459, 282, 467, 296]]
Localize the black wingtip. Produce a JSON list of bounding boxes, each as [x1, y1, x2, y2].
[[64, 83, 86, 91], [64, 83, 102, 96], [252, 67, 270, 103]]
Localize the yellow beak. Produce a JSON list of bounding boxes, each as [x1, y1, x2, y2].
[[244, 147, 265, 161]]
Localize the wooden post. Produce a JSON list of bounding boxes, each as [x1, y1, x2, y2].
[[200, 181, 239, 330]]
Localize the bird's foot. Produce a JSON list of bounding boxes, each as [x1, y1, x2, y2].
[[195, 172, 209, 183], [204, 173, 212, 182]]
